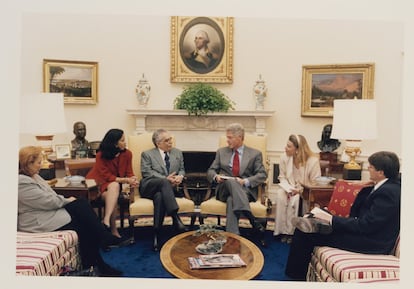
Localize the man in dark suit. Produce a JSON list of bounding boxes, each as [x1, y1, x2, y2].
[[139, 129, 188, 250], [207, 123, 267, 239], [285, 151, 401, 280]]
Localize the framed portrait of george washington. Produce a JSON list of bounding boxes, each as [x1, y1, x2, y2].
[[301, 63, 375, 117], [170, 16, 234, 83]]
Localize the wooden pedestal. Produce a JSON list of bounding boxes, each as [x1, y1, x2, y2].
[[343, 168, 362, 180]]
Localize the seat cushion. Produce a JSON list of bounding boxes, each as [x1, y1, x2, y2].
[[309, 246, 400, 282], [16, 230, 80, 276], [129, 197, 194, 216], [199, 198, 227, 215], [249, 200, 268, 218], [176, 197, 195, 213], [129, 197, 155, 216]]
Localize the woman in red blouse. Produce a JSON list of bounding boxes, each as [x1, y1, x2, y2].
[[87, 129, 138, 238]]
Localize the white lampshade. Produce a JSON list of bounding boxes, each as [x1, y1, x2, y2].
[[20, 92, 67, 136], [331, 99, 377, 140]]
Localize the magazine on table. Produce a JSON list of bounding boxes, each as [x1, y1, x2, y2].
[[188, 254, 246, 269]]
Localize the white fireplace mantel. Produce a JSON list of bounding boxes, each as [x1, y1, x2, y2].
[[126, 109, 275, 135]]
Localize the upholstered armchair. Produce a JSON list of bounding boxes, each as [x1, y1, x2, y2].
[[63, 158, 130, 229], [127, 133, 195, 242], [307, 180, 400, 283], [198, 134, 271, 231]]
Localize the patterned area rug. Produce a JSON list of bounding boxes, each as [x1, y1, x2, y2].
[[117, 216, 275, 231]]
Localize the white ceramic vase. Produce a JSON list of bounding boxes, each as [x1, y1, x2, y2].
[[136, 73, 151, 107], [253, 75, 267, 110]]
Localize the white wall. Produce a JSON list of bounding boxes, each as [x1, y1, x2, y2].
[[20, 14, 403, 161]]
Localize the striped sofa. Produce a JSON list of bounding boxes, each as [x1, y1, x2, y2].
[[306, 180, 400, 283], [307, 237, 400, 282], [16, 230, 81, 276]]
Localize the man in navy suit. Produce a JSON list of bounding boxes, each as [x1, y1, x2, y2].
[[207, 123, 267, 241], [139, 129, 188, 250], [285, 151, 401, 280]]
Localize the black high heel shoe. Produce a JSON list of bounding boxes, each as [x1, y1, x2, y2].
[[153, 233, 159, 251], [103, 223, 111, 232]]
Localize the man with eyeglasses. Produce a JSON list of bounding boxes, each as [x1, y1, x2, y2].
[[139, 128, 187, 251]]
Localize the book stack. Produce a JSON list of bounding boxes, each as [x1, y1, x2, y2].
[[188, 254, 246, 269]]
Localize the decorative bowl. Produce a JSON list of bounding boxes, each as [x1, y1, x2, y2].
[[195, 240, 223, 255], [315, 176, 336, 185], [64, 175, 85, 185]]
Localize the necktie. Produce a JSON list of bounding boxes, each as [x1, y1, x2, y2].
[[232, 150, 240, 176], [164, 151, 170, 173]]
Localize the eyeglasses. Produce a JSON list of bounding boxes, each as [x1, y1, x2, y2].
[[161, 137, 173, 143]]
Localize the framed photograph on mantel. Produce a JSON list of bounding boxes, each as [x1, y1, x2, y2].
[[43, 59, 98, 104], [301, 63, 375, 117], [170, 16, 234, 83]]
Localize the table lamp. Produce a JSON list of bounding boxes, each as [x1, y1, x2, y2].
[[20, 92, 67, 179], [330, 99, 377, 176]]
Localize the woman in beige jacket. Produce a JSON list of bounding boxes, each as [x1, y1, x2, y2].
[[273, 134, 321, 243]]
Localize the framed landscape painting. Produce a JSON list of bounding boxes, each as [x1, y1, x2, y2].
[[43, 59, 98, 104], [170, 16, 234, 83], [301, 63, 375, 117]]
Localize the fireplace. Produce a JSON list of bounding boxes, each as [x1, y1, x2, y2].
[[126, 109, 274, 151]]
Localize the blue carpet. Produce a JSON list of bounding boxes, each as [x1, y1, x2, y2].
[[101, 226, 292, 281]]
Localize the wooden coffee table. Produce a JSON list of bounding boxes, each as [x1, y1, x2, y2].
[[160, 231, 264, 280]]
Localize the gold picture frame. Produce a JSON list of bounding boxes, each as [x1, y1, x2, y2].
[[43, 59, 98, 104], [55, 144, 71, 159], [170, 16, 234, 83], [301, 63, 375, 117]]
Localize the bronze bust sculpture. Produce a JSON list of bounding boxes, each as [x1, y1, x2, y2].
[[317, 124, 341, 153], [71, 121, 90, 158]]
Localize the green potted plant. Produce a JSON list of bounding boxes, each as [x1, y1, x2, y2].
[[174, 83, 235, 116]]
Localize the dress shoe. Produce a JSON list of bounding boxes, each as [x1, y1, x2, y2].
[[253, 220, 265, 233], [100, 234, 119, 249], [273, 234, 283, 242], [101, 235, 133, 251], [281, 235, 292, 244], [292, 216, 332, 234], [172, 216, 188, 233], [252, 221, 266, 247]]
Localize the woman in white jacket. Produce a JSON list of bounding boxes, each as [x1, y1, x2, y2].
[[273, 134, 321, 243]]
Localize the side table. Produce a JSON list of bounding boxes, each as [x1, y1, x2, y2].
[[52, 178, 99, 200], [301, 183, 335, 213]]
